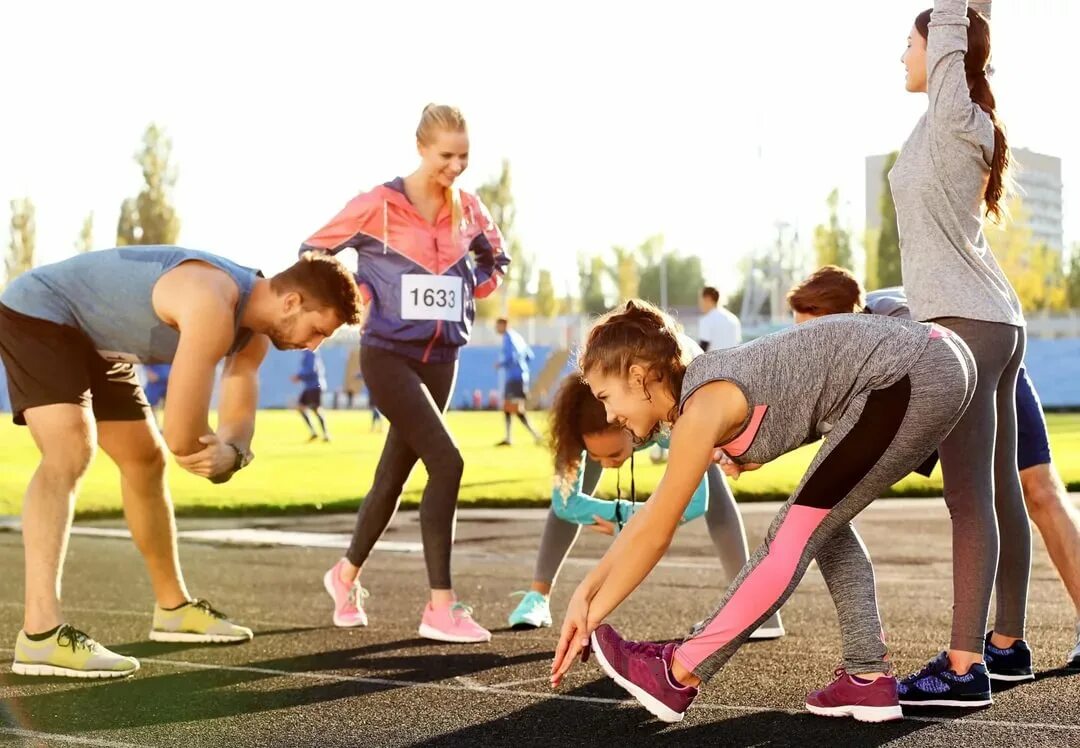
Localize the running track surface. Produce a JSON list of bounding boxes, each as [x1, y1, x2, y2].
[[1, 500, 1078, 748]]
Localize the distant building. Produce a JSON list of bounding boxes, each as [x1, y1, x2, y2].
[[865, 147, 1063, 251], [1011, 148, 1064, 251]]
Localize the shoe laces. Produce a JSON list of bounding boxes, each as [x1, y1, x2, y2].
[[509, 590, 543, 603], [190, 598, 228, 620], [449, 602, 475, 622], [623, 639, 664, 657], [903, 652, 948, 682], [56, 624, 96, 654], [346, 583, 369, 608]]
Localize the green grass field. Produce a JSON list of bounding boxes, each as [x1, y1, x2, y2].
[[1, 411, 1078, 519]]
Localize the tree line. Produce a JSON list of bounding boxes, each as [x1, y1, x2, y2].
[[4, 124, 180, 290], [7, 137, 1080, 313]]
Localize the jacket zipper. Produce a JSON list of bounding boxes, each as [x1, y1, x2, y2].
[[423, 320, 443, 363]]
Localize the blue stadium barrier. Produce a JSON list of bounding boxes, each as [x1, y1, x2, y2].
[[1, 339, 1078, 412], [1023, 337, 1080, 409]]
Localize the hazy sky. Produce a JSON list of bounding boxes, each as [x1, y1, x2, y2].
[[1, 0, 1075, 296]]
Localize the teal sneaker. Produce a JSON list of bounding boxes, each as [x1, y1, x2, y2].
[[508, 591, 552, 629], [13, 625, 139, 679]]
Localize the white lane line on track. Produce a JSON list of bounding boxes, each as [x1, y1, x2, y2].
[[0, 601, 315, 633], [0, 602, 560, 646], [0, 727, 146, 747], [67, 654, 1080, 732], [3, 649, 1077, 733], [486, 675, 554, 689]]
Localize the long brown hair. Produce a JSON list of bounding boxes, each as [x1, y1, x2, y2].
[[915, 7, 1010, 222], [578, 299, 688, 425], [548, 374, 616, 474]]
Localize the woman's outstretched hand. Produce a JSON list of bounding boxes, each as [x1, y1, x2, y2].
[[551, 587, 595, 688]]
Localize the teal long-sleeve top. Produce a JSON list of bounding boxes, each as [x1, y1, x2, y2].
[[550, 435, 709, 527]]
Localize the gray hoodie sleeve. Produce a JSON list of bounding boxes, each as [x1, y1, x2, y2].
[[927, 0, 990, 144]]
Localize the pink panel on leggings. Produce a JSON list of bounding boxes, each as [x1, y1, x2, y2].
[[674, 504, 829, 673], [720, 404, 768, 458]]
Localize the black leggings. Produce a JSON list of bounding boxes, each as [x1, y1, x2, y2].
[[346, 345, 461, 589]]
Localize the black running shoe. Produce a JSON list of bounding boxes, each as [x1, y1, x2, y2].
[[898, 651, 992, 708], [984, 632, 1034, 682]]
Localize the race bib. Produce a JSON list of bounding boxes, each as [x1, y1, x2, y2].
[[401, 275, 463, 322]]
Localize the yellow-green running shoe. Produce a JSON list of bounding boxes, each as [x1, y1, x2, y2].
[[149, 598, 253, 643], [13, 624, 139, 679]]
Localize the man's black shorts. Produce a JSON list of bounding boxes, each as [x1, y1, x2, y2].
[[0, 303, 149, 425]]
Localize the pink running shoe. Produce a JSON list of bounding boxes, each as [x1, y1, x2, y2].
[[418, 602, 492, 643], [591, 624, 698, 723], [805, 668, 903, 723], [322, 559, 369, 628]]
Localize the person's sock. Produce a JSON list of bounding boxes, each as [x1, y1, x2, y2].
[[504, 413, 512, 441], [315, 411, 329, 439], [25, 625, 62, 641]]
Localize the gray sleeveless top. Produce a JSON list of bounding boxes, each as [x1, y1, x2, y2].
[[678, 314, 933, 465], [0, 246, 261, 364]]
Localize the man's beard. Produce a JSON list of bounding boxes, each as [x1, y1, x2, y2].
[[268, 316, 300, 350], [269, 335, 301, 351]]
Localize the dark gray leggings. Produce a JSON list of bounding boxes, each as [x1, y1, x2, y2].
[[347, 345, 461, 590], [532, 461, 783, 630], [933, 317, 1029, 652]]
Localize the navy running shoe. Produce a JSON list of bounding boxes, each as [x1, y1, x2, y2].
[[984, 632, 1034, 682], [897, 651, 992, 708]]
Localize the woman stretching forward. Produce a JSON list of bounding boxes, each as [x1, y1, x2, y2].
[[551, 300, 974, 723]]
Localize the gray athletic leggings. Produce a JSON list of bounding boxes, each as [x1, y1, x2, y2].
[[933, 317, 1029, 652], [347, 345, 461, 590], [531, 462, 783, 630]]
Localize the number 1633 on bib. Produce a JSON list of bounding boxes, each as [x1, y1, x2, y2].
[[401, 275, 464, 322]]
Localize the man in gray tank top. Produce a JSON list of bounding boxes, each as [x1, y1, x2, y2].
[[0, 247, 362, 679]]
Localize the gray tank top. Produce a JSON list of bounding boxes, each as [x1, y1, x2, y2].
[[0, 246, 261, 364], [679, 314, 933, 465]]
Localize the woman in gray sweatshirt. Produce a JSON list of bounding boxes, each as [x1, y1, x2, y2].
[[890, 0, 1031, 708]]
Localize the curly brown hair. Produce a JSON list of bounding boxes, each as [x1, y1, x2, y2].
[[270, 252, 363, 326], [548, 373, 618, 475], [578, 299, 688, 425]]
